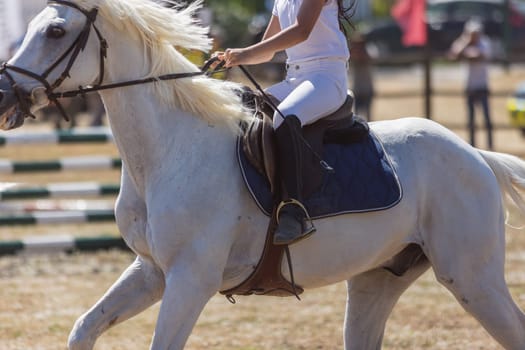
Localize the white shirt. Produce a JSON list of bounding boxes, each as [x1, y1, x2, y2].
[[272, 0, 350, 64], [466, 36, 491, 91]]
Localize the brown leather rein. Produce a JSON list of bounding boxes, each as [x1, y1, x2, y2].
[[0, 0, 219, 122]]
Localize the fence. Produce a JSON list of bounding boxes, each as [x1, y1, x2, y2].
[[0, 127, 127, 256]]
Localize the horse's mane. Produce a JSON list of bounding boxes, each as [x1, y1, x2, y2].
[[75, 0, 250, 130]]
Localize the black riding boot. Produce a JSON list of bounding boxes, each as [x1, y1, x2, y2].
[[273, 115, 316, 245]]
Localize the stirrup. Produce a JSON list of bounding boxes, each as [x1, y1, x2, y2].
[[275, 199, 316, 245], [276, 199, 312, 223]]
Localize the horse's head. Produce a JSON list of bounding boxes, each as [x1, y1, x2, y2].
[[0, 0, 106, 130], [1, 0, 249, 132]]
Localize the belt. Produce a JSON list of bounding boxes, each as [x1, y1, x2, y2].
[[285, 59, 348, 71]]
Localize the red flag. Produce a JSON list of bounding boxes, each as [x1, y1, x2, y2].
[[391, 0, 427, 46]]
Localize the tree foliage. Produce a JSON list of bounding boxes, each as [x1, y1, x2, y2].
[[203, 0, 269, 48], [371, 0, 396, 18]]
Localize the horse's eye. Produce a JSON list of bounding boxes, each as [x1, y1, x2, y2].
[[46, 26, 66, 39]]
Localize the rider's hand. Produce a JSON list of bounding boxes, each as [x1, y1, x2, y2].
[[212, 48, 250, 68], [223, 48, 248, 67], [209, 51, 225, 69]]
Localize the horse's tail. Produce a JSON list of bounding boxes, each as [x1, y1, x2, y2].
[[479, 150, 525, 216]]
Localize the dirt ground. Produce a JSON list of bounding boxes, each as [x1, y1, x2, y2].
[[0, 63, 525, 349]]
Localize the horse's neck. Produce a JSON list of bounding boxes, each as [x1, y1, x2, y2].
[[96, 31, 233, 195], [100, 88, 234, 196]]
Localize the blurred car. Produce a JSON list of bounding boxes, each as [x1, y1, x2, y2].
[[361, 0, 525, 59], [360, 18, 418, 60], [508, 82, 525, 135]]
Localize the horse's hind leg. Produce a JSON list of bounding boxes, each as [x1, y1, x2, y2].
[[426, 206, 525, 349], [344, 257, 430, 350]]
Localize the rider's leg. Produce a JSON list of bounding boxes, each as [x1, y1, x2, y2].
[[273, 83, 347, 244], [273, 114, 315, 245], [271, 73, 347, 129]]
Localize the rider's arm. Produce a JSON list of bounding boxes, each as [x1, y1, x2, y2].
[[262, 15, 281, 42], [220, 0, 325, 66], [448, 35, 469, 60], [225, 15, 281, 64]]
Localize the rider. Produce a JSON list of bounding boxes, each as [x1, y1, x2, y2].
[[215, 0, 354, 245]]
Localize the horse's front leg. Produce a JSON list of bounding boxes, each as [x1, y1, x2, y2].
[[68, 256, 165, 350], [69, 167, 165, 349], [144, 167, 248, 349], [150, 241, 226, 350]]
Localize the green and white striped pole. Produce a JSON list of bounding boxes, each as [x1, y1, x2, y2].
[[0, 156, 121, 173], [0, 127, 114, 146], [0, 209, 115, 225], [0, 182, 120, 200], [0, 235, 129, 255]]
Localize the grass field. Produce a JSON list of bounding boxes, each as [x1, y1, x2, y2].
[[0, 63, 525, 349]]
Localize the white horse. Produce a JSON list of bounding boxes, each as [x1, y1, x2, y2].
[[0, 0, 524, 349]]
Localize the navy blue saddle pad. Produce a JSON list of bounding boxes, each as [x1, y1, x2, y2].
[[238, 132, 403, 219]]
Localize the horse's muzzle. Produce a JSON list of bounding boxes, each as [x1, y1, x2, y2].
[[0, 76, 30, 130], [0, 76, 12, 104]]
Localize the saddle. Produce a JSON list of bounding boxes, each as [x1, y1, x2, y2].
[[240, 88, 369, 197], [220, 88, 370, 300]]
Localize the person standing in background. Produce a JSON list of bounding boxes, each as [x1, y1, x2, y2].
[[350, 33, 374, 121], [449, 19, 493, 150]]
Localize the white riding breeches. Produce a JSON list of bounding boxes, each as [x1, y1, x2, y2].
[[265, 58, 349, 129]]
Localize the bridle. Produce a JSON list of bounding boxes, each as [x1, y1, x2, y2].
[[0, 0, 107, 121], [0, 0, 211, 122]]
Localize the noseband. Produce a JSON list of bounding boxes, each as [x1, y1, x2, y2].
[[0, 0, 108, 121]]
